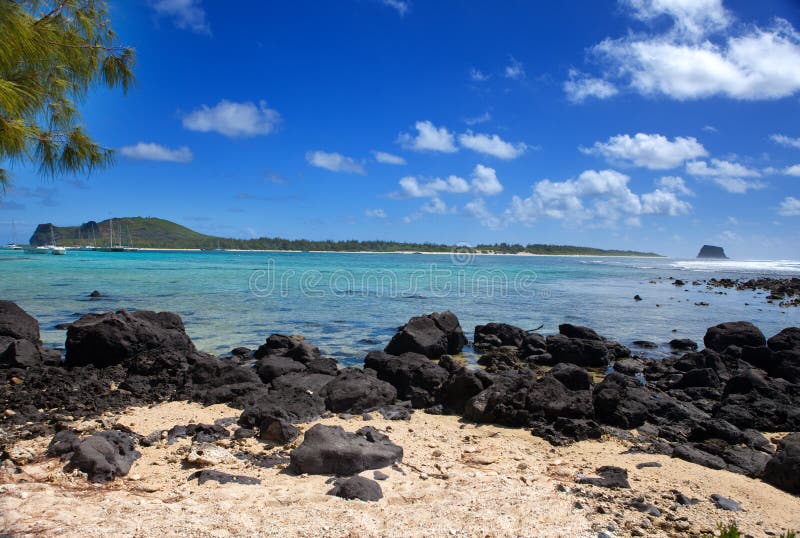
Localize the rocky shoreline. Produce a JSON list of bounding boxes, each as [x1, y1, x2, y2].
[[659, 276, 800, 308], [1, 300, 799, 536]]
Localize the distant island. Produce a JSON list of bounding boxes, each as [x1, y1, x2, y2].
[[697, 245, 729, 259], [29, 217, 662, 256]]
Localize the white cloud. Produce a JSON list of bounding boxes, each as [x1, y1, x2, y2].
[[397, 121, 458, 153], [421, 197, 448, 214], [382, 0, 409, 16], [458, 131, 527, 159], [784, 164, 800, 176], [149, 0, 210, 34], [624, 0, 731, 40], [119, 142, 193, 163], [504, 57, 525, 80], [703, 125, 718, 133], [365, 208, 387, 218], [372, 151, 406, 165], [583, 133, 708, 169], [503, 168, 691, 227], [470, 164, 504, 195], [656, 175, 694, 196], [469, 68, 490, 82], [398, 175, 469, 198], [306, 151, 366, 174], [564, 69, 618, 103], [686, 158, 761, 178], [778, 196, 800, 216], [686, 159, 765, 193], [593, 18, 800, 101], [463, 198, 502, 229], [464, 112, 491, 126], [771, 134, 800, 149], [183, 100, 280, 138]]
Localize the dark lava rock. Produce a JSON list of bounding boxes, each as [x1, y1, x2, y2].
[[328, 475, 383, 501], [768, 327, 800, 352], [593, 373, 652, 429], [633, 340, 658, 349], [577, 466, 630, 489], [613, 358, 645, 376], [385, 311, 466, 358], [548, 363, 592, 391], [626, 501, 661, 517], [763, 433, 800, 494], [255, 356, 307, 383], [635, 462, 662, 469], [189, 469, 261, 485], [46, 430, 81, 457], [710, 494, 742, 511], [546, 335, 610, 367], [239, 386, 326, 426], [672, 444, 726, 470], [364, 351, 449, 408], [474, 322, 526, 349], [234, 428, 256, 440], [65, 310, 195, 368], [258, 418, 299, 445], [0, 300, 40, 341], [289, 424, 403, 475], [670, 339, 698, 351], [319, 368, 397, 413], [443, 368, 486, 413], [704, 321, 766, 353], [697, 245, 728, 259], [634, 295, 642, 301], [373, 470, 389, 481], [88, 290, 102, 298], [673, 490, 699, 506], [377, 404, 413, 421], [270, 372, 335, 394], [66, 431, 141, 483], [558, 323, 602, 341], [0, 338, 42, 368]]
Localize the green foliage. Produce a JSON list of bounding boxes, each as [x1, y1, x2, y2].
[[0, 1, 135, 187], [29, 217, 662, 256], [781, 531, 797, 538], [702, 522, 741, 538]]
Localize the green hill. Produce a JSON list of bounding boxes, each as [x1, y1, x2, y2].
[[29, 217, 662, 256]]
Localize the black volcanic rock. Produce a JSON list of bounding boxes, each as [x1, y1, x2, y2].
[[697, 245, 728, 259]]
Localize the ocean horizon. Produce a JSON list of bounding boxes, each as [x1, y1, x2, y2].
[[2, 249, 797, 365]]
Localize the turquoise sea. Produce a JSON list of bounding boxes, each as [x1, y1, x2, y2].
[[1, 250, 798, 366]]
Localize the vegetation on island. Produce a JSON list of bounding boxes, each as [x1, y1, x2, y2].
[[0, 0, 134, 190], [30, 217, 662, 256]]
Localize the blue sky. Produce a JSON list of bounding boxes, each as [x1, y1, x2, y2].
[[2, 0, 800, 258]]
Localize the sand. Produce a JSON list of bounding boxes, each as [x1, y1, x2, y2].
[[1, 401, 798, 537]]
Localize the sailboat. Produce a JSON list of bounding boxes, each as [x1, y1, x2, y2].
[[97, 218, 125, 252], [4, 219, 22, 250], [47, 225, 66, 255]]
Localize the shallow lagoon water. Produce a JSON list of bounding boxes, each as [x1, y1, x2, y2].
[[0, 250, 797, 366]]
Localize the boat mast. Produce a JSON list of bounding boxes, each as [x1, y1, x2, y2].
[[110, 218, 113, 248]]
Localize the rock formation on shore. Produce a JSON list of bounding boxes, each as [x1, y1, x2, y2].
[[697, 245, 728, 258], [1, 302, 799, 502]]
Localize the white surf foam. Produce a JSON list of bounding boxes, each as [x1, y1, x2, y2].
[[670, 259, 800, 274]]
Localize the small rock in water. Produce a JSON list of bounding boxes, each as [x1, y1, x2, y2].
[[710, 494, 742, 511], [88, 290, 102, 298], [633, 295, 642, 301]]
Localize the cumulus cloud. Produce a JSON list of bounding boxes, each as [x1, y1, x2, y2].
[[685, 158, 766, 193], [656, 175, 693, 196], [372, 151, 406, 165], [502, 169, 691, 227], [397, 121, 458, 153], [421, 197, 448, 214], [397, 175, 470, 198], [471, 164, 504, 195], [365, 208, 387, 218], [469, 68, 490, 82], [119, 142, 193, 163], [458, 131, 527, 159], [564, 69, 619, 103], [463, 198, 502, 229], [624, 0, 731, 40], [149, 0, 210, 34], [593, 18, 800, 101], [778, 196, 800, 216], [183, 100, 280, 138], [771, 134, 800, 149], [504, 57, 525, 80], [582, 133, 708, 169], [306, 151, 366, 174], [784, 164, 800, 176]]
